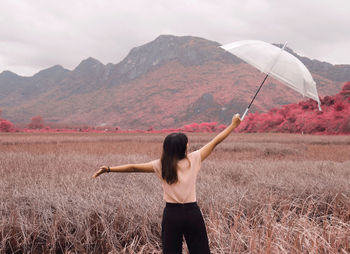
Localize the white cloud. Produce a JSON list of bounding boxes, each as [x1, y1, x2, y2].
[[1, 0, 349, 76]]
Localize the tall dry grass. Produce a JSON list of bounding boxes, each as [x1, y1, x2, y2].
[[0, 133, 349, 253]]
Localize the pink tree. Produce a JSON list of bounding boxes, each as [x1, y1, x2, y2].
[[0, 120, 15, 132], [0, 109, 16, 132]]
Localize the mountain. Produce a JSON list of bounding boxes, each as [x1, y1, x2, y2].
[[0, 35, 349, 129], [33, 65, 70, 80], [275, 44, 350, 83]]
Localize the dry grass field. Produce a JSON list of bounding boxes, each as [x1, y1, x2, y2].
[[1, 132, 350, 253]]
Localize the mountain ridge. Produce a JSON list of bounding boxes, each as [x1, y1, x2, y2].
[[0, 35, 349, 128]]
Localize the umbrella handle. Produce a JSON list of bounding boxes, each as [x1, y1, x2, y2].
[[241, 108, 249, 121]]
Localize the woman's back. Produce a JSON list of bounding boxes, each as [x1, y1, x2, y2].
[[152, 150, 201, 203]]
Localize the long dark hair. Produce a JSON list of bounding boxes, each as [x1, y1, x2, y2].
[[161, 133, 188, 184]]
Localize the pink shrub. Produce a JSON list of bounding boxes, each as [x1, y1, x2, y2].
[[0, 110, 16, 132], [183, 123, 200, 132], [0, 119, 15, 132], [239, 82, 350, 135]]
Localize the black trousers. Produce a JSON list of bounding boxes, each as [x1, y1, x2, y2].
[[161, 202, 211, 254]]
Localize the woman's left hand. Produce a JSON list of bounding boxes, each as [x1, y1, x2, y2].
[[92, 166, 108, 178]]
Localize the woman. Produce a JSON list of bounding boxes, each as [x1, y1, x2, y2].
[[93, 114, 241, 253]]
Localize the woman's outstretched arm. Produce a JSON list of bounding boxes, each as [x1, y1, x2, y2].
[[92, 162, 154, 178], [199, 113, 241, 161]]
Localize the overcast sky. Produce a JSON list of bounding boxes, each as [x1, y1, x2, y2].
[[1, 0, 349, 76]]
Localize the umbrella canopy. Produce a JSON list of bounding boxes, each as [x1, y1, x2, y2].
[[221, 40, 322, 113]]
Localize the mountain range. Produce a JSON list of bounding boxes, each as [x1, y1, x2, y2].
[[1, 35, 349, 129]]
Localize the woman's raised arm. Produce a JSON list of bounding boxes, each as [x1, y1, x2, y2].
[[199, 114, 241, 161], [92, 162, 154, 178]]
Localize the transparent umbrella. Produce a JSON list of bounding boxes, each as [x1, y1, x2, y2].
[[220, 40, 322, 120]]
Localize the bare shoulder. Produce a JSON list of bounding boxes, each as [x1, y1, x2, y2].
[[188, 150, 202, 162]]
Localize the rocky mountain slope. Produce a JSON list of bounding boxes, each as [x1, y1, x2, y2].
[[0, 35, 349, 129]]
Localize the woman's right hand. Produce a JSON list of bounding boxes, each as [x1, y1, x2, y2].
[[232, 113, 241, 128], [92, 166, 108, 178]]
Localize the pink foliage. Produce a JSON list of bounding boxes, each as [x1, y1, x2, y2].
[[182, 122, 221, 133], [0, 119, 15, 132], [238, 82, 350, 135], [0, 109, 16, 132]]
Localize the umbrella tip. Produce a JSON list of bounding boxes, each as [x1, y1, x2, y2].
[[282, 41, 288, 49]]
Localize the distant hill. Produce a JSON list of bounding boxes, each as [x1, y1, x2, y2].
[[0, 35, 349, 129]]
